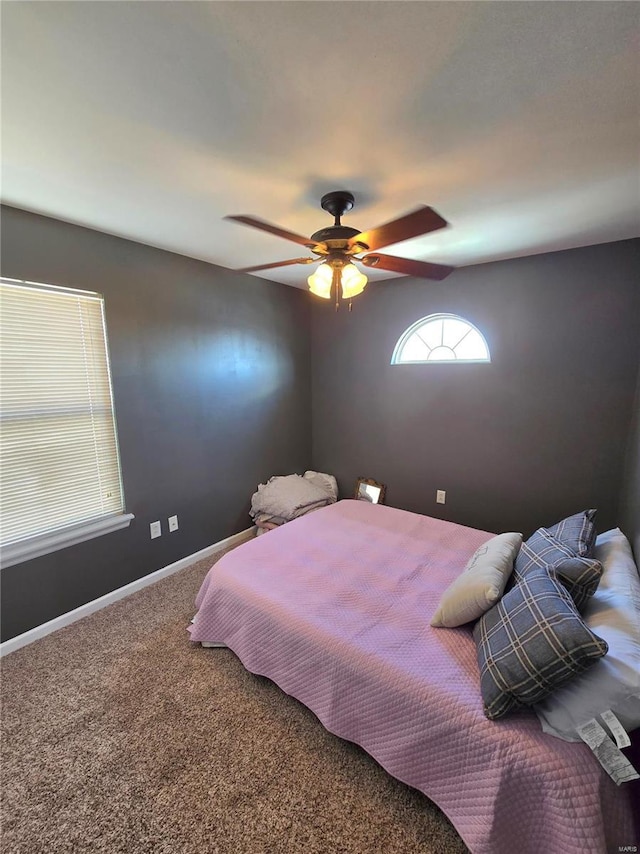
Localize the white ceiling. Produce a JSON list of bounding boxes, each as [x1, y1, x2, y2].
[[2, 2, 639, 288]]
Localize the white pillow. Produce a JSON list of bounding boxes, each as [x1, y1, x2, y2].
[[303, 470, 338, 501], [534, 528, 640, 741], [430, 532, 522, 628]]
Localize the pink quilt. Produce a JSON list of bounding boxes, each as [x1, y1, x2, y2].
[[189, 500, 635, 854]]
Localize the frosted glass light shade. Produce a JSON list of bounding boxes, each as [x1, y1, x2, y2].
[[308, 263, 333, 299], [341, 264, 367, 298]]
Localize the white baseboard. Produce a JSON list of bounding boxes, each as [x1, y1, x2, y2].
[[0, 526, 256, 658]]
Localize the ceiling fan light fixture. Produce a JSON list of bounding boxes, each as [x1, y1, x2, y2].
[[340, 263, 367, 299], [307, 262, 333, 299], [228, 191, 455, 298]]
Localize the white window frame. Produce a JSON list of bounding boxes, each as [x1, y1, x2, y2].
[[0, 277, 133, 569], [391, 313, 491, 365]]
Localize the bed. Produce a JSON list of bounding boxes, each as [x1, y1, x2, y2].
[[189, 499, 635, 854]]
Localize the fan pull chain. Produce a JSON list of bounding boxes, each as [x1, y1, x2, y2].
[[332, 267, 341, 312]]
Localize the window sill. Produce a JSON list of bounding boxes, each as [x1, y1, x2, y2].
[[0, 513, 135, 569]]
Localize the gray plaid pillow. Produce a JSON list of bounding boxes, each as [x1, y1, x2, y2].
[[546, 509, 597, 558], [512, 527, 603, 610], [549, 555, 603, 611], [473, 566, 608, 720]]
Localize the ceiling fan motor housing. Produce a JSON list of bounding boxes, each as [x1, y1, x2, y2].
[[310, 225, 362, 245]]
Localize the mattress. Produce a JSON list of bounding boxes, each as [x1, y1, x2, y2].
[[189, 500, 635, 854]]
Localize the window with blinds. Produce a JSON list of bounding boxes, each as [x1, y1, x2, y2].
[[0, 278, 133, 568]]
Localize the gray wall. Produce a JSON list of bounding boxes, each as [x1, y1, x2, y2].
[[621, 364, 640, 560], [311, 239, 640, 538], [1, 206, 311, 641]]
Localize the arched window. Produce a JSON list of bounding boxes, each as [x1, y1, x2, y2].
[[391, 313, 490, 364]]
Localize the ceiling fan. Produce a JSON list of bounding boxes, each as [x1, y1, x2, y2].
[[225, 191, 455, 308]]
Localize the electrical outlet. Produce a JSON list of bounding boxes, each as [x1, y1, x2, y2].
[[436, 490, 446, 505], [150, 520, 162, 539], [168, 515, 179, 532]]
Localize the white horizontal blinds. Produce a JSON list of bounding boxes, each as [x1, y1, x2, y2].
[[0, 279, 124, 547]]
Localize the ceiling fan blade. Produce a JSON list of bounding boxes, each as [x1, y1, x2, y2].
[[235, 257, 316, 273], [360, 253, 455, 281], [225, 215, 317, 248], [351, 206, 448, 252]]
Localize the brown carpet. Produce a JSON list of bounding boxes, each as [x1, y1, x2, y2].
[[1, 548, 470, 854]]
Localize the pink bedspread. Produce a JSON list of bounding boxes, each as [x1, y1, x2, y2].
[[190, 500, 635, 854]]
